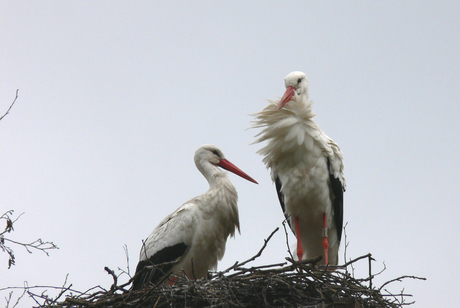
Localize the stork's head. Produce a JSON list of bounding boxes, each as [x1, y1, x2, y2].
[[278, 71, 309, 110], [194, 144, 258, 184]]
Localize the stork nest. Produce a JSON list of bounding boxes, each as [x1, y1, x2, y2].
[[29, 227, 424, 308]]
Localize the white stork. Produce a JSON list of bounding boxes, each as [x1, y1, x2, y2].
[[252, 71, 345, 265], [131, 144, 257, 290]]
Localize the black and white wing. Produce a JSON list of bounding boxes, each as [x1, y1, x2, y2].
[[275, 175, 292, 231], [327, 157, 345, 244], [131, 203, 196, 290]]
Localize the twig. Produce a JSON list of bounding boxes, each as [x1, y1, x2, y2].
[[237, 227, 279, 268], [0, 285, 84, 295], [122, 244, 131, 276], [379, 275, 427, 291], [343, 222, 349, 273], [282, 219, 295, 261], [341, 253, 375, 268], [3, 237, 58, 255], [369, 253, 373, 288], [104, 267, 118, 292], [49, 275, 72, 305], [0, 89, 19, 122], [0, 211, 23, 236], [218, 227, 279, 276], [1, 211, 58, 269], [285, 255, 322, 267]]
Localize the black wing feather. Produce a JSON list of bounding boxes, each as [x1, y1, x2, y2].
[[327, 158, 344, 244], [131, 242, 188, 290], [275, 176, 293, 232]]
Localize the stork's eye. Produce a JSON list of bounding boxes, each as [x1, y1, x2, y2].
[[211, 150, 219, 156], [297, 78, 302, 84]]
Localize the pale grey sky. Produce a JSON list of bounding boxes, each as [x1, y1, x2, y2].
[[1, 1, 459, 307]]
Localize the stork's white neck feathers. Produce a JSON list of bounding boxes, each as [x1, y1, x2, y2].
[[253, 99, 320, 175], [201, 171, 240, 237], [194, 147, 240, 236]]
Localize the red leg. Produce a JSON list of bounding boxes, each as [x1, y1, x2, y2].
[[295, 216, 303, 261], [322, 213, 329, 265]]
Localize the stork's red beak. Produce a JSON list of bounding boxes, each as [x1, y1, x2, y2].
[[278, 85, 296, 110], [219, 159, 258, 184]]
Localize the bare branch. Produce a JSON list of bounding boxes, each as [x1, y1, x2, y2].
[[217, 227, 279, 277], [379, 275, 427, 291], [236, 226, 279, 268], [3, 238, 58, 255], [122, 244, 130, 276], [282, 219, 295, 261], [0, 89, 19, 122], [0, 210, 58, 268], [104, 266, 118, 293]]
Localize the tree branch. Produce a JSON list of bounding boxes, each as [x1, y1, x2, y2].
[[0, 210, 58, 268], [0, 89, 19, 122]]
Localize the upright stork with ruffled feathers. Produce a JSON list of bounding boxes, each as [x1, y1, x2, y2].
[[252, 71, 345, 265], [132, 144, 258, 290]]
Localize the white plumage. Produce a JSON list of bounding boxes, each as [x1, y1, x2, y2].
[[252, 71, 345, 265], [132, 144, 257, 290]]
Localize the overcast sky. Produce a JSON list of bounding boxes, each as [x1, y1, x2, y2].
[[1, 1, 459, 307]]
